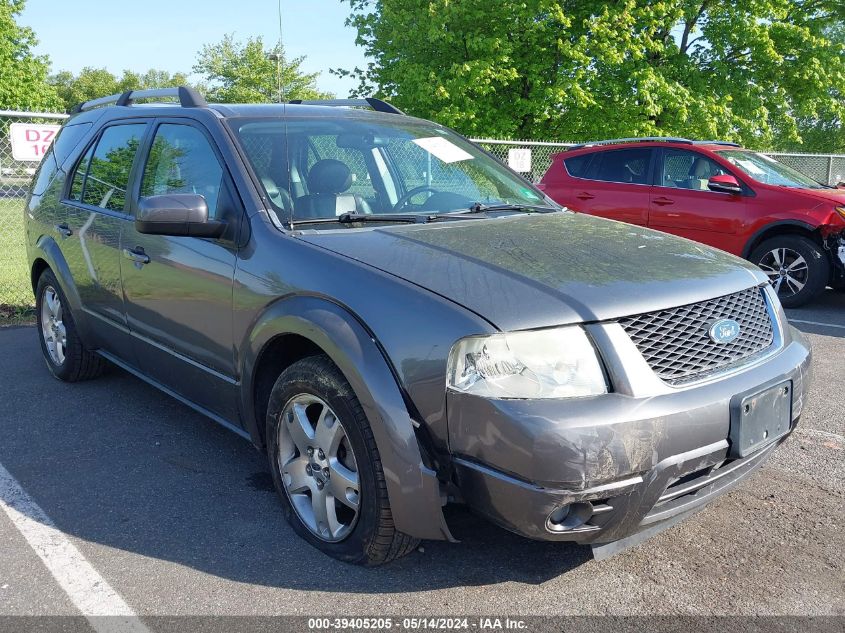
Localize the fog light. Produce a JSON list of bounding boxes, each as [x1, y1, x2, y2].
[[546, 501, 593, 532]]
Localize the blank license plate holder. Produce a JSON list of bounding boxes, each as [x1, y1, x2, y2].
[[729, 380, 792, 458]]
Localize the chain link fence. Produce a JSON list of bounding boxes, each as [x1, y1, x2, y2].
[[1, 109, 843, 314], [0, 110, 68, 314], [472, 138, 845, 187], [765, 152, 845, 187], [472, 139, 575, 184]]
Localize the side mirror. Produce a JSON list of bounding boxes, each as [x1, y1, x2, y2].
[[136, 194, 226, 238], [836, 181, 845, 189], [707, 174, 743, 194]]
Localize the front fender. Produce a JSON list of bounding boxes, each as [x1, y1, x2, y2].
[[741, 219, 819, 258], [240, 294, 454, 542]]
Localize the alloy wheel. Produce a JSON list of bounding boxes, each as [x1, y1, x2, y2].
[[40, 286, 67, 366], [277, 393, 360, 542], [757, 247, 809, 299]]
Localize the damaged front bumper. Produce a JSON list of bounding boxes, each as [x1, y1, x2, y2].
[[446, 323, 812, 552], [832, 234, 845, 270]]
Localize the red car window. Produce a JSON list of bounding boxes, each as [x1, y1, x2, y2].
[[660, 149, 727, 190], [566, 148, 652, 185]]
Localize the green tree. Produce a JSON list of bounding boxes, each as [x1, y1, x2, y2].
[[788, 19, 845, 152], [48, 68, 119, 112], [340, 0, 845, 150], [0, 0, 61, 111], [48, 67, 195, 113], [193, 34, 333, 103], [118, 69, 192, 93]]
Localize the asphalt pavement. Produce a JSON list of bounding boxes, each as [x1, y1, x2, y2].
[[0, 291, 842, 624]]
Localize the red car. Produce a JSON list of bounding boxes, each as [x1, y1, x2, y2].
[[540, 137, 845, 307]]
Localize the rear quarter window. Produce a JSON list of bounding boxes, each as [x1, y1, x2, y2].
[[580, 148, 652, 184], [53, 123, 93, 167], [32, 123, 94, 197]]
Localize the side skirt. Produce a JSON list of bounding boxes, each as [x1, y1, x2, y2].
[[96, 349, 251, 442]]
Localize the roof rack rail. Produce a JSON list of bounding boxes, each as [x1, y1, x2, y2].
[[568, 136, 742, 150], [568, 137, 694, 150], [70, 86, 208, 114], [288, 97, 405, 115], [692, 140, 741, 147]]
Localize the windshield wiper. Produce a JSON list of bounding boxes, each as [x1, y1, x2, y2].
[[433, 202, 558, 218], [289, 204, 559, 227], [339, 212, 428, 224], [291, 213, 428, 227]]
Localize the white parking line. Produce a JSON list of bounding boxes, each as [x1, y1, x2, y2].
[[0, 461, 150, 633], [788, 318, 845, 330]]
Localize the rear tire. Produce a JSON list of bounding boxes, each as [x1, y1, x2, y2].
[[35, 269, 106, 382], [266, 355, 419, 565], [749, 236, 828, 308]]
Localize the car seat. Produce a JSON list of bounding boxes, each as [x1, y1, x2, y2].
[[687, 158, 713, 191], [295, 159, 372, 219]]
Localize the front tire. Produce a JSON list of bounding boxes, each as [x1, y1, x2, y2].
[[749, 236, 829, 308], [266, 355, 419, 565], [35, 269, 106, 381]]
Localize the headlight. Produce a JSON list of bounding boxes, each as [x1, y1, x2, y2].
[[447, 326, 607, 399], [835, 206, 845, 221]]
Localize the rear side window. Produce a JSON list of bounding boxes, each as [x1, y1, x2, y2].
[[69, 144, 94, 201], [563, 153, 593, 178], [141, 124, 224, 218], [587, 148, 652, 185], [70, 124, 147, 212]]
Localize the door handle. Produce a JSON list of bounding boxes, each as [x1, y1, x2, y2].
[[652, 197, 675, 206], [55, 223, 72, 238], [575, 192, 596, 201], [123, 247, 150, 265]]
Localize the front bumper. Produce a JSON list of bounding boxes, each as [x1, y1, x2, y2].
[[447, 325, 812, 545]]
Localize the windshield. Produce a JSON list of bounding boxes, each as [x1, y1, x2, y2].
[[231, 116, 553, 223], [716, 150, 828, 189]]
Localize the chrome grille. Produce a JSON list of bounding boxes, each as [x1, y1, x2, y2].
[[619, 287, 775, 385]]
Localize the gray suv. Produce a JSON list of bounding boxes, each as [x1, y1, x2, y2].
[[24, 87, 812, 565]]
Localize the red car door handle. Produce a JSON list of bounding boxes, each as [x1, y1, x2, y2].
[[575, 192, 596, 200], [653, 197, 675, 206]]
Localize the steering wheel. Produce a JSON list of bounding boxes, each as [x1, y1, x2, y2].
[[392, 185, 439, 212]]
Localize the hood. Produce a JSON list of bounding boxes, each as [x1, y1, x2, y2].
[[299, 213, 768, 331], [790, 186, 845, 206]]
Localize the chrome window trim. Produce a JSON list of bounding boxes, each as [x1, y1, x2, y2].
[[649, 182, 735, 195], [565, 173, 654, 188]]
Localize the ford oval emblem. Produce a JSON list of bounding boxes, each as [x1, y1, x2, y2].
[[708, 319, 741, 344]]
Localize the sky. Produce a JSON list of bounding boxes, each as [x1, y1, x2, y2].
[[18, 0, 368, 97]]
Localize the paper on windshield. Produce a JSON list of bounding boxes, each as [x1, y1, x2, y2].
[[412, 136, 474, 163], [735, 159, 766, 175]]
